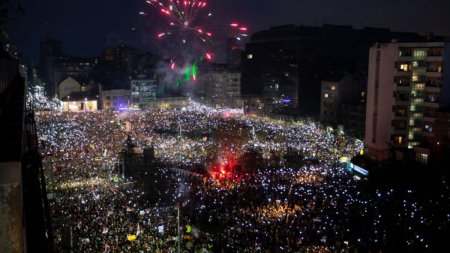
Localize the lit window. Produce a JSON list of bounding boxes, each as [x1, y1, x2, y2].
[[408, 131, 414, 140], [331, 85, 336, 91], [393, 135, 403, 144], [247, 54, 253, 59], [413, 49, 427, 59], [400, 64, 409, 71], [324, 93, 329, 98], [416, 153, 428, 164], [414, 83, 425, 91]]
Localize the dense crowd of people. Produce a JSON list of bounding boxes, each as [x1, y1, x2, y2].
[[36, 103, 449, 252]]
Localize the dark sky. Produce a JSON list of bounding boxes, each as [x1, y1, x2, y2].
[[7, 0, 450, 62]]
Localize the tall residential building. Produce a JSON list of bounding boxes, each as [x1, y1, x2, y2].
[[242, 24, 435, 117], [365, 42, 450, 161], [131, 75, 157, 109]]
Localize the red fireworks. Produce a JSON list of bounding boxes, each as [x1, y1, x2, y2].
[[146, 0, 214, 43]]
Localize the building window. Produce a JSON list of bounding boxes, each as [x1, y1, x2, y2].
[[331, 85, 336, 91], [393, 135, 403, 145], [414, 83, 425, 91], [413, 49, 427, 59], [400, 64, 410, 71], [106, 96, 111, 100], [416, 153, 428, 164], [247, 54, 253, 59], [324, 93, 329, 98]]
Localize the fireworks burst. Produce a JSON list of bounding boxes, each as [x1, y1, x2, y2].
[[146, 0, 214, 45], [229, 22, 248, 40]]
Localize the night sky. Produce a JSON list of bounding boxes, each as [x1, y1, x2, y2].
[[7, 0, 450, 62]]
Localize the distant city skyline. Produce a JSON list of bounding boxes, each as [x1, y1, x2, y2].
[[7, 0, 450, 62]]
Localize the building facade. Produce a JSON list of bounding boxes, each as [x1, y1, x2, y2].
[[52, 56, 97, 98], [198, 65, 243, 108], [61, 92, 98, 112], [320, 73, 366, 139], [365, 42, 450, 160], [242, 24, 433, 117], [58, 77, 81, 99], [131, 75, 157, 109], [101, 89, 131, 110]]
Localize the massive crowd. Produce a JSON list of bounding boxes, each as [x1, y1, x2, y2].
[[36, 103, 449, 252]]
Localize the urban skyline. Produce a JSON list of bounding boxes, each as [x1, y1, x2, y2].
[[7, 0, 450, 61]]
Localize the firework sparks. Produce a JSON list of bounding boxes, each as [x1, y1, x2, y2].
[[146, 0, 213, 44]]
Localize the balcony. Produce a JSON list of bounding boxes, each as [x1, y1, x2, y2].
[[411, 92, 424, 98], [427, 55, 442, 61], [424, 101, 439, 108], [395, 82, 411, 91], [426, 71, 443, 78], [409, 121, 424, 128], [425, 86, 441, 93], [392, 129, 407, 135], [396, 70, 411, 76], [426, 80, 442, 87], [394, 113, 408, 119]]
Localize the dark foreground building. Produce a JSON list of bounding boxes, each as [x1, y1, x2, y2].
[[0, 50, 53, 252], [242, 24, 438, 117]]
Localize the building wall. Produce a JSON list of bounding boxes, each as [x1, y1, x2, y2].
[[0, 162, 24, 253], [58, 77, 81, 99], [365, 43, 397, 160], [62, 100, 98, 112], [199, 70, 242, 108], [102, 89, 131, 110], [320, 81, 339, 125]]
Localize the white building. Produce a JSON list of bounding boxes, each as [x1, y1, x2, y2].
[[365, 41, 450, 160], [58, 77, 81, 99]]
